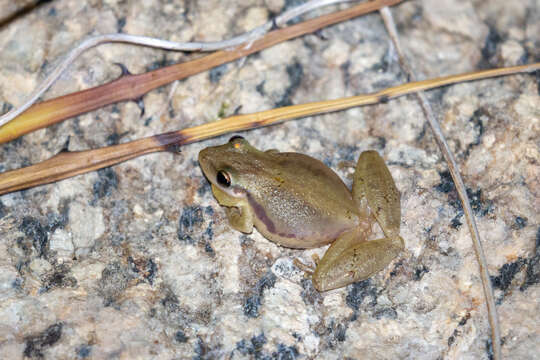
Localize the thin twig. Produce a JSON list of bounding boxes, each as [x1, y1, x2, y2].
[[0, 63, 537, 195], [0, 0, 404, 144], [379, 6, 502, 359], [0, 0, 362, 128]]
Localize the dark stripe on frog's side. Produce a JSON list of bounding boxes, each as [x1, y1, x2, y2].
[[246, 192, 276, 234], [245, 193, 296, 239], [245, 192, 333, 243]]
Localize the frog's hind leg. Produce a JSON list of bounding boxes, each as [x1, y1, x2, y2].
[[312, 231, 404, 291], [311, 151, 404, 292], [353, 150, 401, 238]]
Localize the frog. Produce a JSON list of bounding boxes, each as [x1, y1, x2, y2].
[[198, 136, 404, 291]]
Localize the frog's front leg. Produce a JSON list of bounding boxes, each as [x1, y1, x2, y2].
[[312, 151, 404, 291], [211, 185, 254, 233]]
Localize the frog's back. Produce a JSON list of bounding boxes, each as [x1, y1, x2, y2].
[[247, 152, 360, 249]]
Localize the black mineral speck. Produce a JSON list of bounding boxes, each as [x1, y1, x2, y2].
[[46, 204, 69, 233], [275, 61, 304, 107], [145, 258, 158, 285], [0, 200, 5, 219], [435, 171, 455, 193], [334, 324, 346, 342], [41, 265, 77, 293], [20, 216, 48, 257], [12, 277, 23, 289], [272, 343, 299, 360], [236, 333, 267, 356], [204, 206, 214, 215], [345, 279, 378, 311], [243, 295, 261, 318], [414, 265, 429, 280], [177, 206, 205, 244], [485, 336, 506, 360], [76, 345, 91, 359], [466, 189, 492, 216], [251, 333, 267, 351], [512, 216, 527, 230], [243, 271, 277, 318], [193, 337, 210, 359], [23, 323, 63, 359], [209, 64, 228, 83], [129, 257, 158, 285], [463, 109, 486, 158], [160, 290, 180, 313], [520, 227, 540, 291], [2, 102, 13, 113], [444, 187, 493, 228], [146, 57, 172, 72], [256, 80, 266, 96], [374, 307, 398, 320], [490, 259, 526, 292], [204, 222, 214, 240], [117, 17, 126, 32], [479, 25, 503, 69], [204, 242, 214, 255], [106, 132, 121, 146], [174, 330, 188, 343], [300, 278, 322, 306], [450, 215, 463, 229], [448, 334, 456, 347], [536, 70, 540, 95], [92, 167, 118, 203], [197, 181, 211, 197]]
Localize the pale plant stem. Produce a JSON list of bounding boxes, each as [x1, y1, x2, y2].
[[0, 0, 359, 128], [379, 6, 502, 359]]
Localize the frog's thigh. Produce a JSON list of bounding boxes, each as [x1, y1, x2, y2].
[[353, 151, 401, 236], [315, 228, 366, 272], [211, 184, 254, 233], [312, 231, 404, 292]]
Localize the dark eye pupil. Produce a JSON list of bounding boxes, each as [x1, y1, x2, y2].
[[216, 171, 231, 187], [229, 135, 244, 142]]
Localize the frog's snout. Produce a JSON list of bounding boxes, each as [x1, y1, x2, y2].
[[198, 149, 215, 180], [198, 148, 208, 164]]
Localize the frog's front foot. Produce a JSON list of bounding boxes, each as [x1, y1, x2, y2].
[[294, 253, 324, 277]]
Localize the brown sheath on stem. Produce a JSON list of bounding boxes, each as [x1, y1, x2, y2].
[[0, 0, 404, 144], [0, 62, 537, 195]]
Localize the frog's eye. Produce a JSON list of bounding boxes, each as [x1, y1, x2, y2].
[[229, 135, 244, 142], [229, 135, 246, 149], [216, 170, 231, 187]]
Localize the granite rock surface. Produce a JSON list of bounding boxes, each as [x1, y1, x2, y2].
[[0, 0, 538, 359]]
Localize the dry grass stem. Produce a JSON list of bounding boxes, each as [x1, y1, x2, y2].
[[379, 6, 503, 359], [0, 63, 537, 195]]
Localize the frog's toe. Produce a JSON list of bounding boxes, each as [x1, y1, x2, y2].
[[293, 258, 315, 275], [312, 268, 353, 292]]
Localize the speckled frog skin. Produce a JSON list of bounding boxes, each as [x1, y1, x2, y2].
[[199, 136, 404, 291]]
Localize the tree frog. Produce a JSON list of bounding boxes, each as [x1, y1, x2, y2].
[[198, 136, 404, 291]]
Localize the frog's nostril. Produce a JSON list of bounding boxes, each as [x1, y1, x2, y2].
[[198, 151, 207, 162]]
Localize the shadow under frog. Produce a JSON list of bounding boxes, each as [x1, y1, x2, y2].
[[198, 136, 404, 291]]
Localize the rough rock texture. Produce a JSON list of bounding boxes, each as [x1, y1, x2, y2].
[[0, 0, 538, 359]]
